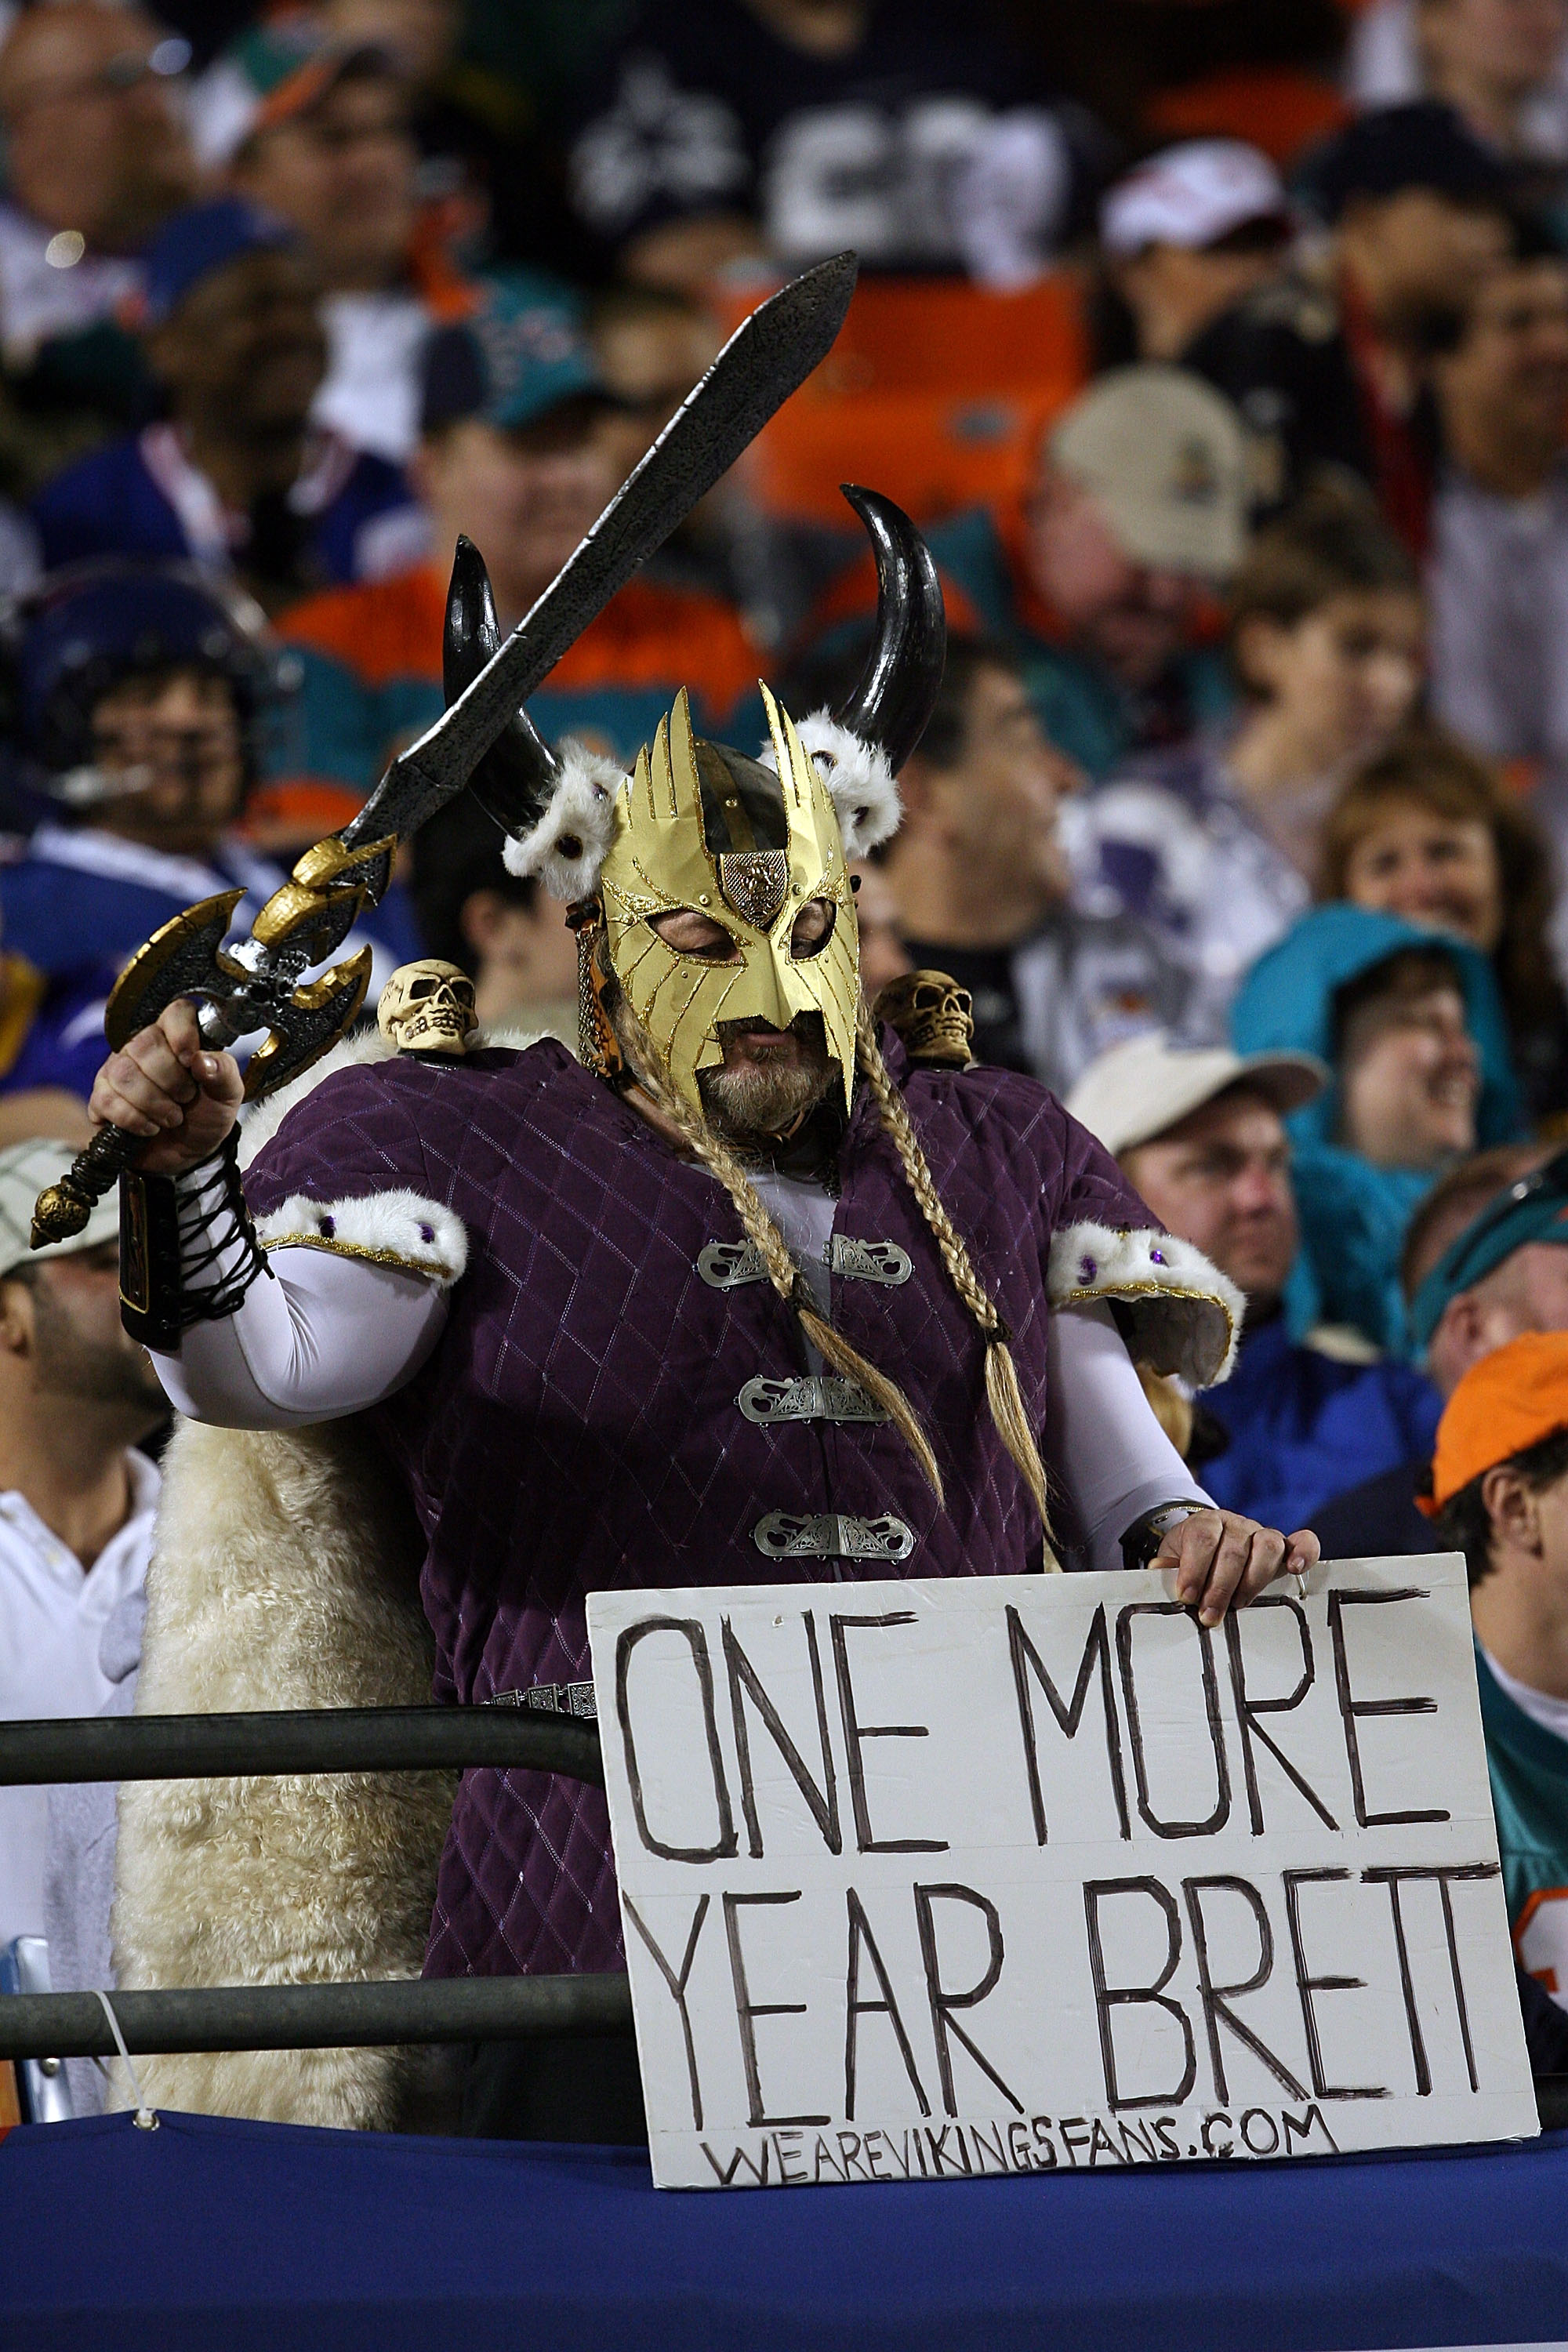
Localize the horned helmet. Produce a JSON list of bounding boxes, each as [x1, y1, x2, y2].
[[443, 487, 946, 1120]]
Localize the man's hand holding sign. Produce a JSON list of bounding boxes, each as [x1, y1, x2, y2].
[[588, 1556, 1534, 2190]]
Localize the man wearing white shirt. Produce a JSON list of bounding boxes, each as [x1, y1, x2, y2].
[[0, 1138, 165, 1949], [1428, 243, 1568, 818]]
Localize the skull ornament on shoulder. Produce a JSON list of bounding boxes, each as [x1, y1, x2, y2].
[[873, 969, 975, 1069], [376, 960, 479, 1057]]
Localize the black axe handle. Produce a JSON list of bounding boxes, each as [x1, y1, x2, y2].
[[30, 1123, 143, 1247]]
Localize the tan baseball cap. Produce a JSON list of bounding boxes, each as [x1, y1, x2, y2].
[[1065, 1030, 1327, 1159], [1048, 365, 1250, 580], [0, 1139, 119, 1282]]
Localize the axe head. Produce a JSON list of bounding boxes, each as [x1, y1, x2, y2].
[[103, 889, 248, 1051], [241, 949, 372, 1100]]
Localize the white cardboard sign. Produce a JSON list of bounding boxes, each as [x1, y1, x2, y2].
[[586, 1558, 1537, 2190]]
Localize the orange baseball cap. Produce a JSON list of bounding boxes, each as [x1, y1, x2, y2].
[[1421, 1330, 1568, 1515]]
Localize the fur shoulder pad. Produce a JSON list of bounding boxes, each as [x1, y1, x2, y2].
[[792, 710, 900, 856], [256, 1190, 468, 1285], [757, 708, 900, 857], [500, 739, 626, 902], [1048, 1221, 1243, 1387]]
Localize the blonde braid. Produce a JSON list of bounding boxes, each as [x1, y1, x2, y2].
[[615, 996, 944, 1502], [855, 1002, 1055, 1551]]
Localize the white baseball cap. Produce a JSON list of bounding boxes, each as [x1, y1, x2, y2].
[[0, 1138, 120, 1283], [1101, 140, 1290, 259], [1065, 1030, 1328, 1159]]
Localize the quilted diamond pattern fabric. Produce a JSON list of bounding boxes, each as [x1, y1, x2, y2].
[[242, 1035, 1153, 1980]]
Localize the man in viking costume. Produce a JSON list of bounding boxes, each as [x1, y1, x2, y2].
[[85, 484, 1319, 2142]]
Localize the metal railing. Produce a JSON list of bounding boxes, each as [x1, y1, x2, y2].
[[3, 1704, 1566, 2143], [0, 1704, 626, 2067], [0, 1704, 602, 1788]]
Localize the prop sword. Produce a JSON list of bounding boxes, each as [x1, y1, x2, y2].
[[31, 251, 858, 1247]]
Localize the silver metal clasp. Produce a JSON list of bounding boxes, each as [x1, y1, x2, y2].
[[752, 1511, 916, 1562], [738, 1374, 887, 1425], [829, 1236, 913, 1285], [697, 1240, 769, 1289]]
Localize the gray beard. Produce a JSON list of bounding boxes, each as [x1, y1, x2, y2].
[[606, 983, 833, 1149], [699, 1051, 834, 1149]]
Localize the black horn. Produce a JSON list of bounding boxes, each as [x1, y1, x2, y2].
[[443, 535, 561, 835], [830, 486, 946, 775]]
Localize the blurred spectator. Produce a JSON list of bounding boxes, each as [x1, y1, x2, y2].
[[1190, 102, 1515, 547], [590, 283, 721, 462], [0, 3, 198, 486], [564, 0, 1079, 291], [867, 634, 1191, 1094], [277, 291, 760, 837], [29, 199, 423, 612], [1427, 241, 1568, 822], [1232, 902, 1523, 1348], [0, 1140, 163, 1952], [0, 564, 417, 1091], [0, 935, 123, 1132], [1095, 140, 1294, 365], [1426, 1330, 1568, 2009], [586, 282, 764, 618], [1348, 0, 1568, 163], [923, 366, 1247, 782], [1321, 726, 1568, 1119], [1069, 1031, 1443, 1531], [851, 862, 912, 1000], [1315, 1136, 1559, 1550], [228, 41, 477, 464], [1086, 481, 1423, 1036], [408, 792, 579, 1045], [193, 0, 575, 278]]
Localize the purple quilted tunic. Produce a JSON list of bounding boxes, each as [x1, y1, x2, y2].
[[242, 1034, 1154, 1980]]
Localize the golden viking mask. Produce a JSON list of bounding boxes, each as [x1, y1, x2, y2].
[[597, 684, 859, 1119]]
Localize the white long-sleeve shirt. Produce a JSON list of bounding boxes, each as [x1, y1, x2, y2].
[[153, 1157, 1211, 1577]]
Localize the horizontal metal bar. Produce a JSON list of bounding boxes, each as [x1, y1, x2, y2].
[[0, 1973, 633, 2060], [0, 1705, 603, 1789]]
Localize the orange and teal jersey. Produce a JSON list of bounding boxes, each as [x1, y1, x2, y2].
[[260, 563, 768, 840], [1476, 1642, 1568, 2014]]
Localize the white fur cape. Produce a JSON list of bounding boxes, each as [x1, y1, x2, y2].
[[108, 1027, 541, 2131]]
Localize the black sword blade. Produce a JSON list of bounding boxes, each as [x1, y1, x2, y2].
[[340, 250, 858, 851]]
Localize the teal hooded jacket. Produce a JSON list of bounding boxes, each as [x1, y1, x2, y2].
[[1232, 905, 1524, 1354]]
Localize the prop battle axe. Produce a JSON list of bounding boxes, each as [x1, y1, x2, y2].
[[31, 250, 859, 1249]]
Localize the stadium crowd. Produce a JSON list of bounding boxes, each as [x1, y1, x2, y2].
[[11, 0, 1568, 2114]]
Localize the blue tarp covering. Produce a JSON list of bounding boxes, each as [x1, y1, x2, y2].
[[3, 2111, 1568, 2351]]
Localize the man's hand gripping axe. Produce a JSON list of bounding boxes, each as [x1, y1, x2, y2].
[[29, 837, 393, 1245]]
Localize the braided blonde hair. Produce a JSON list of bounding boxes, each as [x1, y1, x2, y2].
[[615, 995, 945, 1501], [854, 1001, 1054, 1547]]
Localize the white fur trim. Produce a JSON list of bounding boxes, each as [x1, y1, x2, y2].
[[256, 1189, 468, 1285], [1048, 1222, 1244, 1387], [112, 1417, 452, 2130], [499, 739, 625, 902], [798, 710, 901, 855], [761, 708, 902, 856]]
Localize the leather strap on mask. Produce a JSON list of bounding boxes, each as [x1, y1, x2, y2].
[[569, 898, 629, 1090]]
